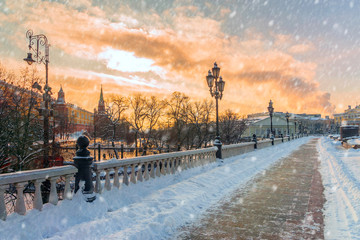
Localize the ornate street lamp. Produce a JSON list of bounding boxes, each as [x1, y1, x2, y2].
[[206, 62, 225, 159], [285, 111, 290, 141], [267, 100, 274, 138], [285, 112, 290, 136], [24, 29, 52, 168]]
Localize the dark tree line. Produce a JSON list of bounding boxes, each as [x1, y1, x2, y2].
[[94, 91, 248, 151]]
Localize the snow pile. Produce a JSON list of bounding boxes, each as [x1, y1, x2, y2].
[[0, 138, 310, 240], [318, 137, 360, 239], [347, 138, 360, 146]]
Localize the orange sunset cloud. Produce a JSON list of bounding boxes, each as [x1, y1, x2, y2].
[[0, 0, 337, 116]]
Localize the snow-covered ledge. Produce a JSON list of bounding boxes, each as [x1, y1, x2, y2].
[[222, 142, 255, 158], [0, 166, 77, 221], [93, 147, 217, 193]]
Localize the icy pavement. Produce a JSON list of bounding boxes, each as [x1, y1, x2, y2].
[[318, 137, 360, 239], [0, 138, 311, 240], [176, 138, 324, 239]]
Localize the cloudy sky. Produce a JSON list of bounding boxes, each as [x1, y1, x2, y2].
[[1, 0, 359, 116]]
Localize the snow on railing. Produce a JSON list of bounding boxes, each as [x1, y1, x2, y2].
[[0, 166, 77, 220], [222, 142, 255, 158], [257, 139, 274, 149], [0, 136, 302, 221], [92, 147, 217, 193]]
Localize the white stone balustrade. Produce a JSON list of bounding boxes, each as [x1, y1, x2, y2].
[[0, 136, 302, 221], [256, 139, 273, 149], [0, 166, 77, 220], [92, 147, 217, 193], [222, 142, 255, 158]]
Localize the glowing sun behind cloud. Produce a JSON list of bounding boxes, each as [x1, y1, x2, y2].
[[98, 48, 164, 74]]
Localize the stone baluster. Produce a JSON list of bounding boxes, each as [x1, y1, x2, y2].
[[175, 158, 180, 172], [0, 185, 7, 220], [95, 170, 102, 193], [113, 167, 120, 189], [137, 163, 143, 182], [171, 158, 176, 174], [123, 165, 129, 186], [193, 155, 197, 167], [104, 169, 111, 191], [190, 155, 194, 168], [155, 160, 161, 177], [183, 156, 187, 168], [48, 177, 58, 205], [64, 174, 73, 200], [150, 162, 155, 178], [33, 179, 43, 210], [144, 162, 150, 180], [14, 182, 26, 215], [130, 164, 136, 184], [161, 160, 166, 175], [166, 159, 171, 174]]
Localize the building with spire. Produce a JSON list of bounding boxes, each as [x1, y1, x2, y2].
[[53, 86, 93, 139], [97, 85, 105, 114]]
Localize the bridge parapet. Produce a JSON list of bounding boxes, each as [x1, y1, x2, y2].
[[0, 136, 302, 221], [222, 142, 255, 158], [92, 147, 217, 193], [0, 166, 77, 220]]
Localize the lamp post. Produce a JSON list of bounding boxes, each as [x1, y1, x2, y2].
[[206, 62, 225, 159], [23, 29, 51, 168], [285, 111, 290, 141], [267, 100, 274, 138]]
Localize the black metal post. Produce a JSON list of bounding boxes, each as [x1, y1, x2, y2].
[[270, 113, 273, 137], [121, 143, 124, 159], [73, 136, 96, 202], [97, 144, 101, 161], [214, 95, 222, 159], [252, 134, 257, 149]]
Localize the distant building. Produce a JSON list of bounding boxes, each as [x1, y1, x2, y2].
[[53, 86, 93, 139], [244, 112, 295, 138], [333, 105, 360, 126], [244, 111, 333, 137]]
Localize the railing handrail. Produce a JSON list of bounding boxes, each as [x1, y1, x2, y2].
[[93, 147, 218, 171], [0, 166, 77, 185], [222, 142, 254, 150]]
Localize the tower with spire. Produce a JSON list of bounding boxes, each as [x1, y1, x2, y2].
[[98, 85, 105, 114], [57, 85, 65, 104]]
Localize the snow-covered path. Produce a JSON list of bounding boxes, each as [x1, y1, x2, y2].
[[318, 137, 360, 239], [0, 138, 311, 240]]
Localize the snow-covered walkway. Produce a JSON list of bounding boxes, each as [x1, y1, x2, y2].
[[319, 137, 360, 239], [2, 136, 359, 240], [0, 138, 310, 240]]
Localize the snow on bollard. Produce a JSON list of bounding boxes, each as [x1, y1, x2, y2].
[[73, 136, 96, 203]]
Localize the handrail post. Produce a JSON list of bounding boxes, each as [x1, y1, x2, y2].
[[73, 136, 96, 202]]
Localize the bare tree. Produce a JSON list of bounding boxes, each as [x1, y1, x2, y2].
[[0, 65, 44, 171], [127, 94, 147, 155], [187, 100, 215, 148], [105, 95, 128, 142], [143, 96, 166, 148], [220, 109, 248, 144], [166, 92, 190, 150]]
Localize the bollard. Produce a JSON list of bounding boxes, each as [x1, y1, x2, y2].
[[252, 134, 257, 149], [97, 143, 101, 161], [281, 134, 284, 142], [73, 136, 96, 202], [121, 144, 124, 159]]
